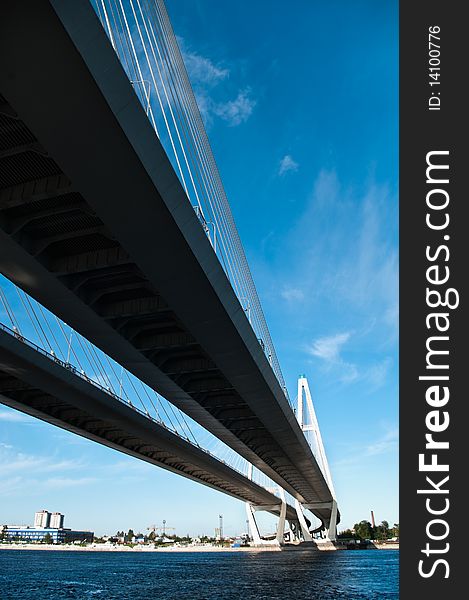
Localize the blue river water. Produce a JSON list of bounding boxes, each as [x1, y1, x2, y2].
[[0, 549, 398, 599]]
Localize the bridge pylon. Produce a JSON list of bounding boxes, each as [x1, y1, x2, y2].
[[296, 375, 338, 542], [245, 464, 288, 546]]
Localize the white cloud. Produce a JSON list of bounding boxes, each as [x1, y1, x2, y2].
[[0, 448, 84, 476], [194, 92, 212, 123], [177, 38, 255, 128], [288, 170, 398, 320], [45, 477, 96, 489], [0, 477, 24, 496], [340, 363, 359, 384], [307, 332, 351, 362], [182, 49, 229, 86], [0, 475, 96, 497], [281, 287, 304, 302], [333, 426, 399, 468], [306, 333, 392, 389], [365, 427, 399, 457], [277, 169, 398, 373], [0, 409, 31, 422], [0, 446, 94, 496], [213, 89, 256, 126], [365, 358, 393, 389], [306, 332, 360, 384], [279, 155, 299, 175], [333, 185, 398, 317]]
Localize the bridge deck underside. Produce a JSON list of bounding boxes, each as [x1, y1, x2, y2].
[[0, 0, 335, 525], [0, 328, 299, 520]]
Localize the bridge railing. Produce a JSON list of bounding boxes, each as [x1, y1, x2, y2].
[[90, 0, 289, 402]]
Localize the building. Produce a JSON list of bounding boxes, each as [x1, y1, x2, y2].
[[50, 512, 64, 529], [34, 510, 51, 528], [1, 510, 93, 544], [1, 526, 93, 544]]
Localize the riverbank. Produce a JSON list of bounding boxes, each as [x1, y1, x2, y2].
[[0, 541, 398, 552], [0, 543, 280, 552]]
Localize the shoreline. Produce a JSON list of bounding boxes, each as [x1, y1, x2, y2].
[[0, 542, 398, 553], [0, 543, 280, 553]]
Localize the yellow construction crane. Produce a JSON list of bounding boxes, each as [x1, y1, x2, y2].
[[147, 520, 175, 536]]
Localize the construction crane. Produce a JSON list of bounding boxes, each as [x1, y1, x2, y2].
[[147, 520, 175, 537]]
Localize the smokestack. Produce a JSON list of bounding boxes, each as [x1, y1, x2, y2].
[[371, 510, 376, 528]]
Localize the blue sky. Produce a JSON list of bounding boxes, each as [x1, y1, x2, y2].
[[0, 1, 398, 536]]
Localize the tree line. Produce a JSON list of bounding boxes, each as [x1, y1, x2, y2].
[[338, 520, 399, 541]]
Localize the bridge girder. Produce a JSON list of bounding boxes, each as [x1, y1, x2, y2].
[[0, 0, 336, 526], [0, 327, 298, 517]]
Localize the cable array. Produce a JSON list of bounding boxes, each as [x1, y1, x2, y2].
[[91, 0, 289, 402], [0, 275, 199, 445], [1, 275, 264, 485]]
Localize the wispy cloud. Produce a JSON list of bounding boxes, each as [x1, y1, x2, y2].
[[307, 332, 351, 362], [0, 409, 32, 422], [45, 477, 96, 489], [0, 451, 84, 476], [212, 89, 256, 126], [0, 475, 96, 497], [182, 48, 229, 86], [333, 426, 399, 468], [0, 445, 95, 496], [288, 170, 398, 318], [279, 155, 299, 176], [333, 184, 398, 316], [306, 332, 359, 384], [365, 427, 398, 457], [280, 287, 304, 302], [0, 442, 85, 475], [178, 37, 255, 127], [0, 477, 24, 497], [274, 169, 398, 370], [365, 358, 393, 389], [305, 331, 392, 389]]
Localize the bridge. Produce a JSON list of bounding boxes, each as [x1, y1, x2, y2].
[[0, 0, 338, 544]]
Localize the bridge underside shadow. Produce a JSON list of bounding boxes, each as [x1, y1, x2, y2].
[[0, 326, 298, 522]]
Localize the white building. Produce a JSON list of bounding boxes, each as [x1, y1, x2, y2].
[[34, 510, 51, 528], [50, 512, 64, 529]]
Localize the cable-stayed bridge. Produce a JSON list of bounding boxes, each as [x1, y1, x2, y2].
[[0, 0, 338, 544]]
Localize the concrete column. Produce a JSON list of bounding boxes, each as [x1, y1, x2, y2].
[[245, 502, 262, 545], [295, 499, 312, 542]]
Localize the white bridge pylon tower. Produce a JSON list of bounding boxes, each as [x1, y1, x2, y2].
[[296, 374, 338, 542], [245, 375, 338, 546], [245, 463, 288, 546]]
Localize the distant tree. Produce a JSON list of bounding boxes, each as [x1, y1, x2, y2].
[[337, 529, 356, 539], [373, 521, 390, 541], [125, 529, 135, 542], [148, 531, 156, 541], [43, 533, 53, 544], [199, 535, 216, 544], [354, 521, 374, 540], [391, 523, 399, 538]]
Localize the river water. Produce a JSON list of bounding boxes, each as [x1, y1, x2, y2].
[[0, 549, 398, 599]]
